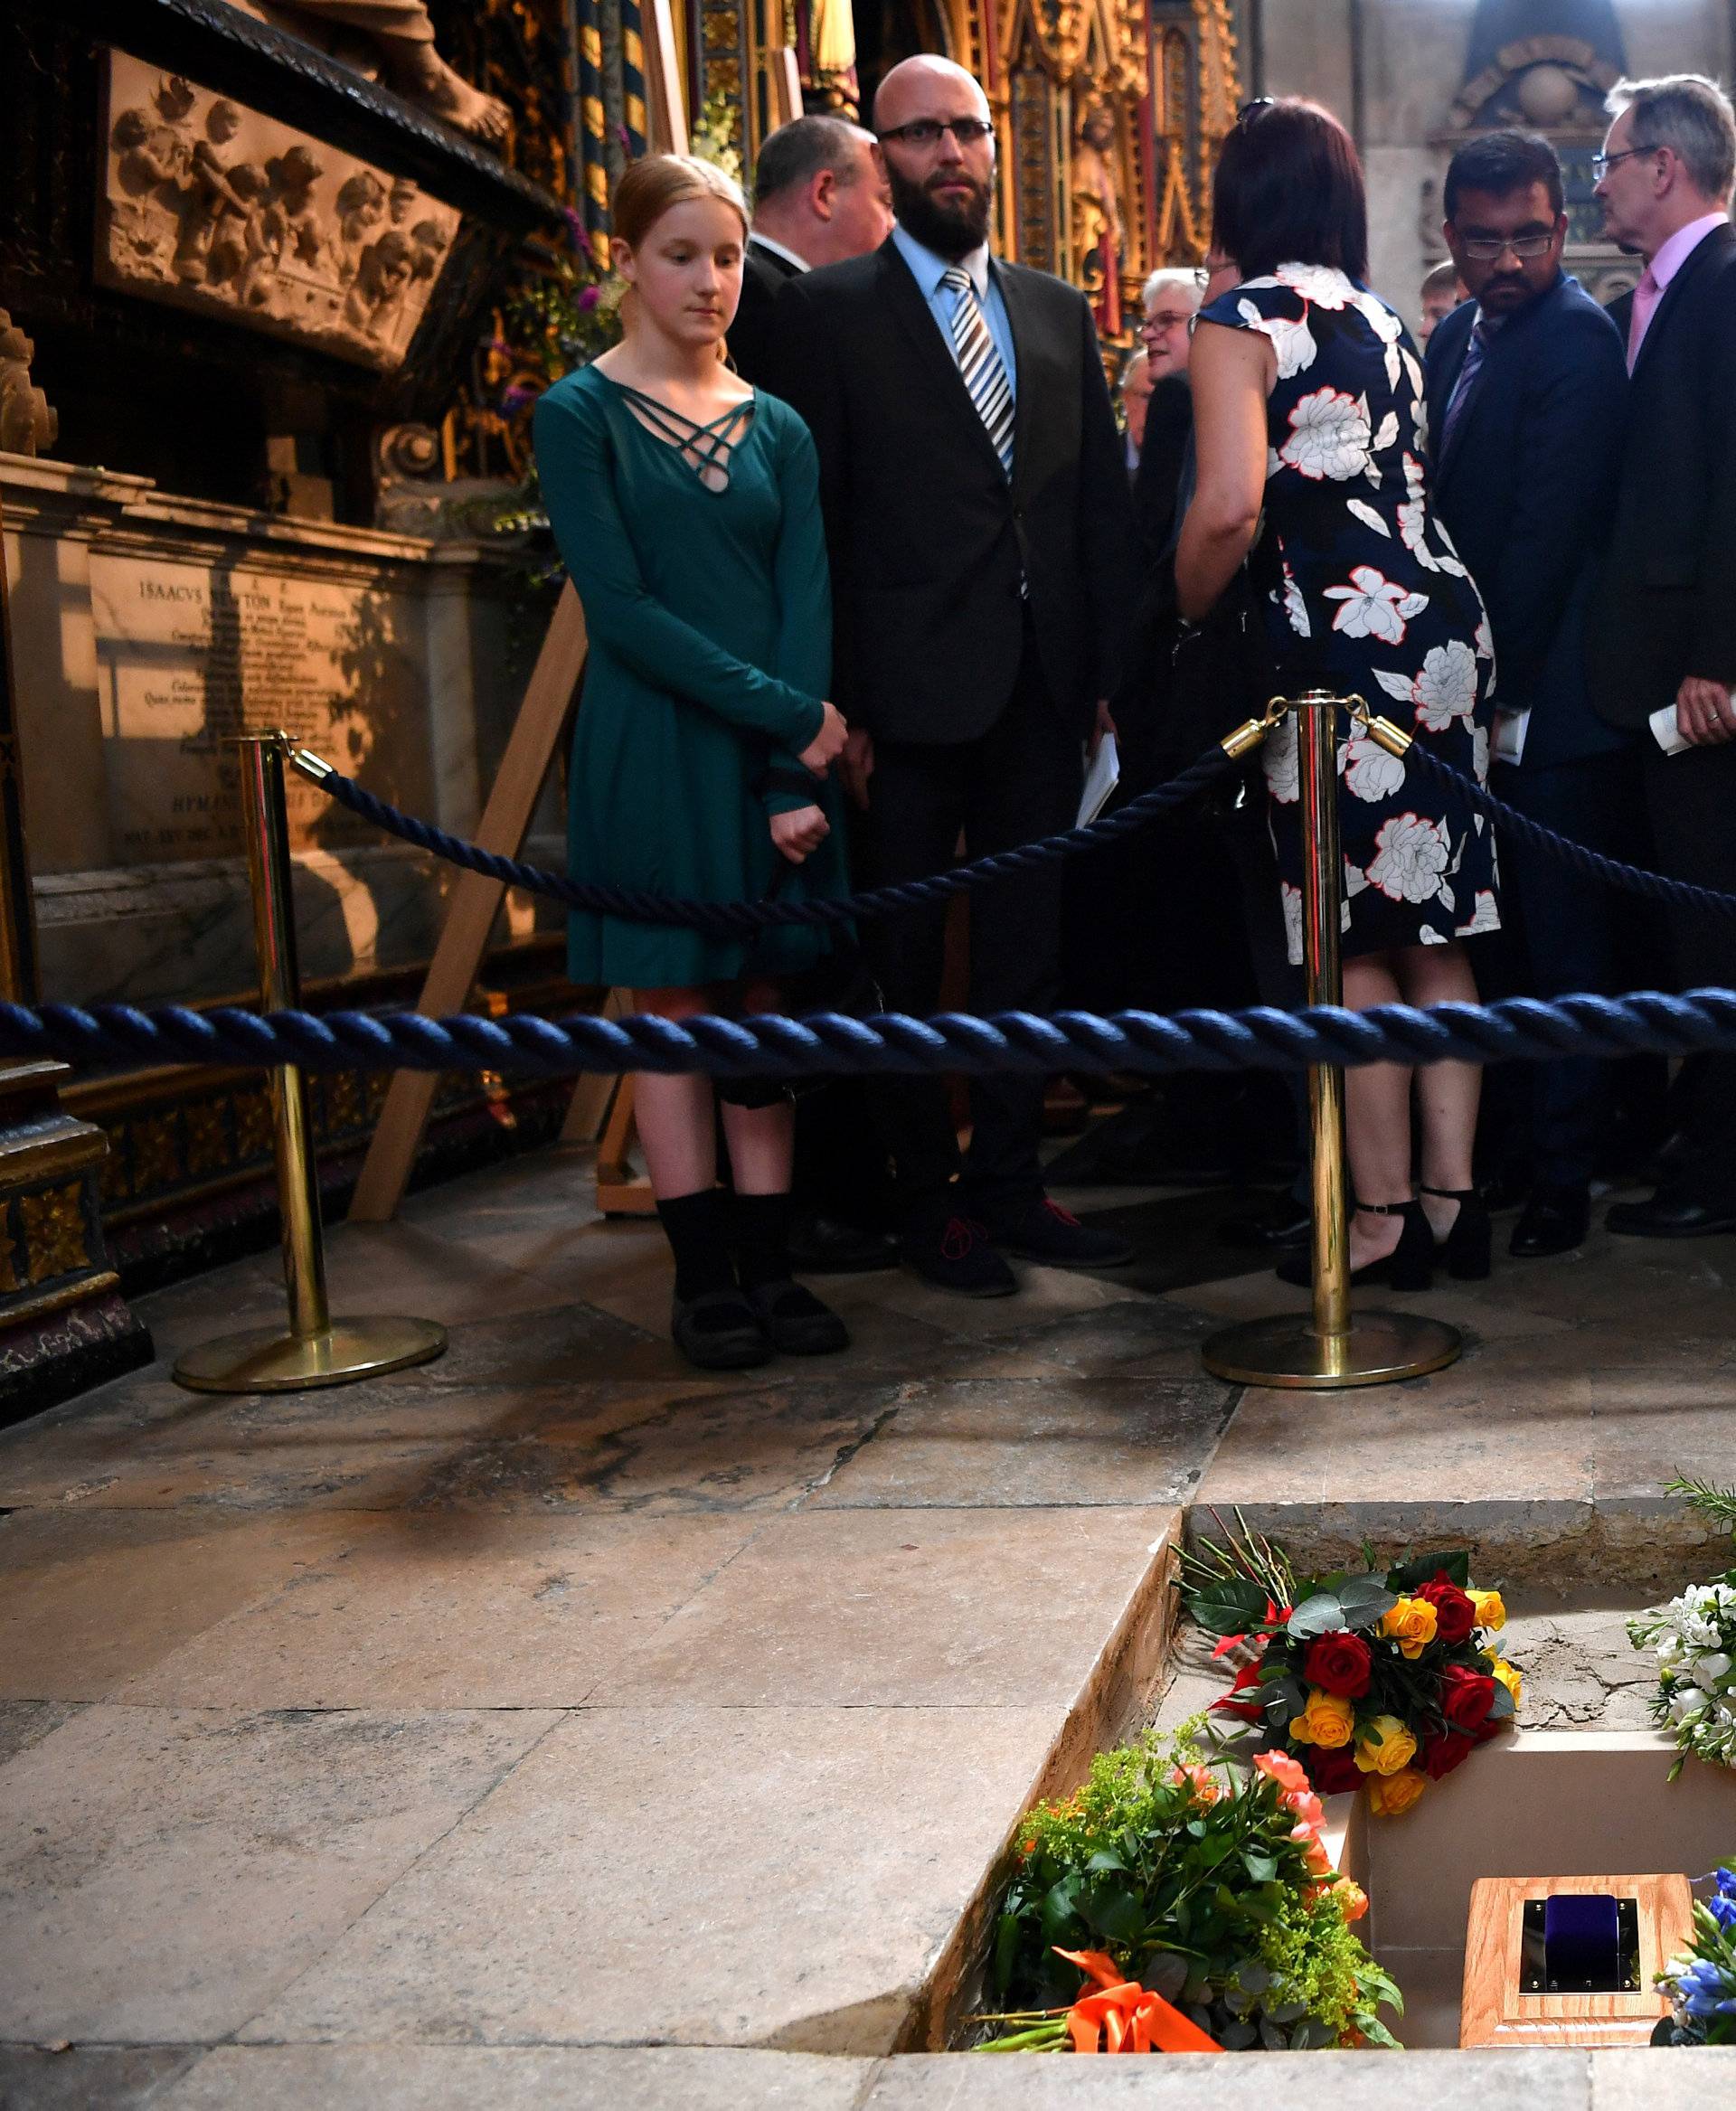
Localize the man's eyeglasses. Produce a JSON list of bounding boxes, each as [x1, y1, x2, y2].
[[1455, 231, 1556, 261], [877, 118, 995, 148], [1141, 309, 1197, 334], [1591, 142, 1658, 179]]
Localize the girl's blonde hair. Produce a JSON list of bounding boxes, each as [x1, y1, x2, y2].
[[611, 153, 749, 250]]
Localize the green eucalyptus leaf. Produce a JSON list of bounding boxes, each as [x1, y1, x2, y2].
[[1285, 1591, 1347, 1639], [1488, 1682, 1516, 1720], [1335, 1576, 1400, 1624]]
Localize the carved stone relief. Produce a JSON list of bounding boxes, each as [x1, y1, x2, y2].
[[96, 50, 461, 372], [0, 312, 57, 457]]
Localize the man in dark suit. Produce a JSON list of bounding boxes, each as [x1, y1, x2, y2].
[[770, 54, 1137, 1295], [728, 116, 892, 388], [726, 113, 897, 1277], [1425, 129, 1631, 1258], [1584, 74, 1736, 1238]]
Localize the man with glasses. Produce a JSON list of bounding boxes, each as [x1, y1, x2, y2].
[[769, 53, 1135, 1296], [1131, 268, 1202, 556], [1423, 128, 1628, 1261], [1584, 74, 1736, 1240]]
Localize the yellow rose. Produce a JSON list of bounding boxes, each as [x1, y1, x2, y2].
[[1366, 1767, 1428, 1817], [1489, 1656, 1522, 1709], [1354, 1713, 1419, 1776], [1469, 1588, 1506, 1633], [1289, 1687, 1356, 1749], [1380, 1596, 1439, 1659]]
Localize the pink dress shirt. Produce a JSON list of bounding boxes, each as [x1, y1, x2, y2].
[[1628, 212, 1731, 371]]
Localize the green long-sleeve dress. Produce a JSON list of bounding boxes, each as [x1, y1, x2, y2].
[[532, 363, 849, 989]]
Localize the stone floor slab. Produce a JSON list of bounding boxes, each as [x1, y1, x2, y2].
[[162, 2045, 875, 2111], [407, 1379, 909, 1516], [859, 2048, 1592, 2108], [807, 1377, 1230, 1510], [0, 1511, 360, 1701], [0, 1704, 558, 2043], [118, 1511, 759, 1710], [0, 2044, 203, 2109], [239, 1705, 1061, 2054], [589, 1505, 1173, 1710]]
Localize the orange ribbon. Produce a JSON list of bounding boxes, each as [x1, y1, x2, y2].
[[1053, 1950, 1222, 2054]]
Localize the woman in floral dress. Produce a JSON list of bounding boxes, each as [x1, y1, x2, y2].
[[1176, 99, 1498, 1287]]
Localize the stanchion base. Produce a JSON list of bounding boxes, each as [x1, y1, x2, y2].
[[1201, 1307, 1461, 1390], [174, 1315, 448, 1394]]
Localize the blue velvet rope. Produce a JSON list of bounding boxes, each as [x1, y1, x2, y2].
[[1407, 741, 1736, 920], [7, 989, 1736, 1079], [317, 741, 1235, 934]]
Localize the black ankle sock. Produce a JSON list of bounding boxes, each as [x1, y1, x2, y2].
[[732, 1190, 793, 1290], [656, 1189, 737, 1301]]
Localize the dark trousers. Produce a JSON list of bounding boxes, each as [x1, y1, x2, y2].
[[1644, 737, 1736, 1203], [859, 631, 1081, 1217], [1482, 748, 1642, 1192]]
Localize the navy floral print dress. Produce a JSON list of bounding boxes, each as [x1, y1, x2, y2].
[[1199, 262, 1500, 964]]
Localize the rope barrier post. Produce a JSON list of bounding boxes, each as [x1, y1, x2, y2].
[[1202, 693, 1461, 1390], [173, 736, 448, 1394]]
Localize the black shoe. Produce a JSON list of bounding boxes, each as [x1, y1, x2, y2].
[[900, 1211, 1018, 1298], [1510, 1187, 1590, 1258], [983, 1196, 1137, 1268], [743, 1278, 850, 1355], [1606, 1191, 1736, 1238], [671, 1289, 771, 1371], [787, 1209, 901, 1276], [1275, 1199, 1433, 1291], [1217, 1200, 1311, 1252], [1421, 1183, 1491, 1280]]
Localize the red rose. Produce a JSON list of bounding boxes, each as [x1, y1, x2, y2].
[[1420, 1727, 1475, 1780], [1439, 1663, 1496, 1732], [1303, 1630, 1373, 1699], [1418, 1573, 1477, 1646], [1302, 1745, 1363, 1795]]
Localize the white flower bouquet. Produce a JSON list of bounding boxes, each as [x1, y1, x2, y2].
[[1628, 1479, 1736, 1780]]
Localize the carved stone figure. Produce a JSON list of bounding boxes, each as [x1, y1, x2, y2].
[[1071, 96, 1125, 337], [0, 312, 57, 457], [97, 52, 460, 371], [226, 0, 510, 144]]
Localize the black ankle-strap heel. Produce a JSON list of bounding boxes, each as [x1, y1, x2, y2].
[[1420, 1184, 1492, 1281], [1275, 1197, 1435, 1292]]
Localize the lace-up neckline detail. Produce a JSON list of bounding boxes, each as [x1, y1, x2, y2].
[[605, 376, 756, 493]]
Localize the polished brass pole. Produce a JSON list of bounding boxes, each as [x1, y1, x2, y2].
[[1202, 693, 1460, 1389], [175, 735, 447, 1393], [1298, 693, 1351, 1354]]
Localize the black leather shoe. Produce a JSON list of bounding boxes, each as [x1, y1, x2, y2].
[[671, 1290, 771, 1371], [787, 1209, 901, 1276], [983, 1197, 1137, 1268], [743, 1278, 850, 1355], [901, 1211, 1018, 1297], [1605, 1192, 1736, 1238], [1217, 1200, 1311, 1252], [1510, 1187, 1590, 1258], [1276, 1199, 1433, 1291]]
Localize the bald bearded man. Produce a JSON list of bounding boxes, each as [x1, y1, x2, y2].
[[769, 55, 1136, 1296]]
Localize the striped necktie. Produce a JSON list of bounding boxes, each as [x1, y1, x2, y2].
[[940, 264, 1014, 476], [1439, 318, 1490, 457]]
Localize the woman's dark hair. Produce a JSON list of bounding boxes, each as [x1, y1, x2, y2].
[[1211, 99, 1369, 283]]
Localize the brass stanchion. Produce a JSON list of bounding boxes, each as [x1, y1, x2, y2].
[[1203, 693, 1461, 1389], [174, 736, 448, 1393]]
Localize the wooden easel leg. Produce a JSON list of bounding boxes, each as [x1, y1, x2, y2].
[[348, 581, 589, 1222]]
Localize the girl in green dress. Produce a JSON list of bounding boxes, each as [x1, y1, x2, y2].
[[533, 155, 854, 1371]]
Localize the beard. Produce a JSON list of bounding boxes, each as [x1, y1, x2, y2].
[[888, 158, 993, 258]]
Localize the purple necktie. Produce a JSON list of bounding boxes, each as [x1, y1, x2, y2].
[[1439, 319, 1489, 456]]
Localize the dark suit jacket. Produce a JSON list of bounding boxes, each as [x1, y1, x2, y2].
[[728, 237, 802, 389], [1423, 271, 1628, 769], [767, 235, 1134, 744], [1586, 220, 1736, 730]]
